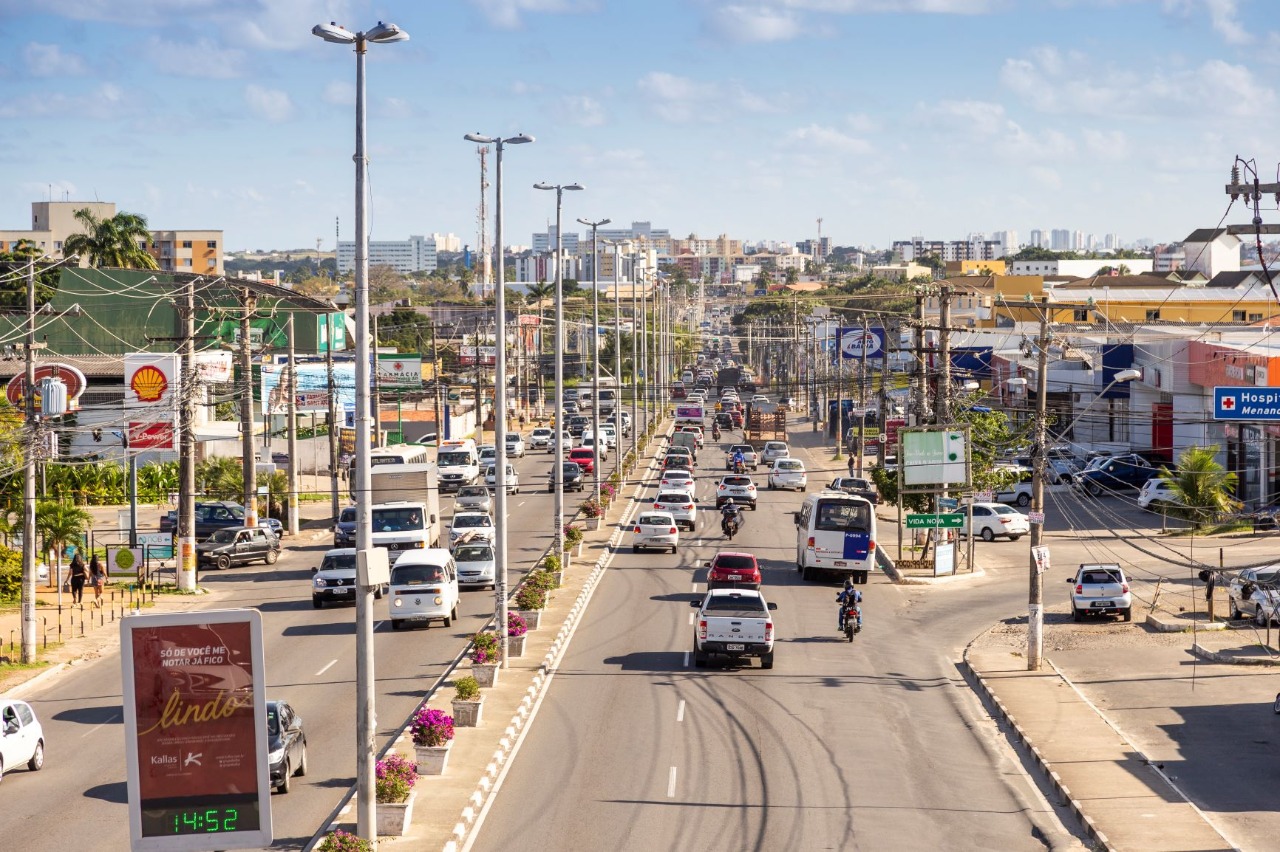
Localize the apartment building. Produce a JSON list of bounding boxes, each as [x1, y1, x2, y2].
[[149, 230, 223, 275], [336, 234, 437, 275]]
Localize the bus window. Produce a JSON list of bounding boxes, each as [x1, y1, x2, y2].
[[814, 500, 871, 533]]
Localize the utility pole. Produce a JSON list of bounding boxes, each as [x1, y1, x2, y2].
[[430, 317, 443, 439], [177, 276, 197, 591], [326, 312, 340, 522], [19, 261, 36, 663], [857, 315, 869, 476], [286, 312, 299, 536], [371, 313, 382, 446], [240, 286, 258, 528], [1027, 297, 1051, 671], [913, 289, 926, 426], [938, 283, 952, 425]]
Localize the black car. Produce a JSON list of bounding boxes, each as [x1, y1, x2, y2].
[[829, 476, 879, 504], [567, 415, 590, 437], [1072, 456, 1155, 495], [196, 526, 281, 570], [333, 506, 356, 546], [547, 461, 586, 492], [160, 501, 249, 540], [266, 700, 307, 793]]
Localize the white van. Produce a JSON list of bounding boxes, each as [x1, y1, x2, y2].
[[388, 548, 459, 630], [437, 439, 481, 493], [794, 490, 876, 584]]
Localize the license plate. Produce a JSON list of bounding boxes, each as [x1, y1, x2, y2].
[[332, 587, 350, 594], [834, 561, 847, 567], [725, 643, 744, 652], [1092, 602, 1113, 608], [727, 575, 742, 581]]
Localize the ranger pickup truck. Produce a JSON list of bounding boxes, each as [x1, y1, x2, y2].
[[689, 588, 778, 669], [1067, 563, 1132, 622]]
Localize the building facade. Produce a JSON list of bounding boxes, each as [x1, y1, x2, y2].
[[337, 234, 437, 274]]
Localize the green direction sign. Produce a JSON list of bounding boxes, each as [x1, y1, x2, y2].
[[906, 513, 964, 529]]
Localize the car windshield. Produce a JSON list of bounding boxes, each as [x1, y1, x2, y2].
[[723, 476, 751, 486], [777, 460, 803, 471], [664, 471, 691, 480], [458, 486, 488, 498], [814, 499, 872, 532], [562, 464, 581, 475], [638, 515, 671, 526], [391, 563, 446, 585], [372, 508, 424, 531], [339, 508, 357, 523], [321, 553, 357, 571], [208, 529, 238, 543], [455, 545, 494, 562], [1255, 568, 1280, 584], [766, 443, 786, 451], [703, 594, 767, 616], [439, 451, 472, 466], [992, 505, 1018, 516], [656, 493, 690, 504], [713, 554, 756, 570], [533, 429, 551, 437], [730, 446, 752, 454], [454, 515, 491, 529]]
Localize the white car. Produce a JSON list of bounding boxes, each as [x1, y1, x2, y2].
[[554, 431, 573, 453], [453, 541, 496, 589], [580, 432, 609, 460], [598, 423, 618, 449], [768, 458, 807, 491], [478, 444, 498, 466], [449, 511, 495, 547], [963, 503, 1030, 541], [653, 490, 698, 531], [751, 395, 769, 404], [483, 463, 519, 494], [716, 475, 758, 510], [453, 484, 493, 513], [761, 441, 789, 465], [658, 469, 697, 499], [0, 698, 45, 780], [1229, 565, 1280, 622], [619, 411, 632, 435], [631, 510, 680, 554], [1137, 478, 1181, 511], [504, 434, 526, 458], [528, 427, 554, 450]]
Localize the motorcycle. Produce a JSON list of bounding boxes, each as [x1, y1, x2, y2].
[[721, 512, 741, 539], [711, 424, 721, 441], [732, 459, 746, 474], [842, 604, 862, 642]]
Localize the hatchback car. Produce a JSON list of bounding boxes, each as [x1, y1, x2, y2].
[[0, 699, 44, 781], [658, 469, 697, 499], [1229, 565, 1280, 622], [453, 541, 497, 589], [768, 458, 807, 491], [504, 434, 526, 458], [653, 490, 698, 531], [548, 461, 586, 492], [483, 462, 520, 494], [761, 441, 789, 465], [716, 475, 758, 510], [631, 511, 679, 554], [705, 551, 762, 590], [196, 526, 281, 570], [1137, 478, 1181, 511], [454, 484, 494, 513], [568, 447, 597, 474], [449, 511, 495, 547], [529, 427, 554, 449], [478, 445, 498, 466], [266, 699, 307, 794], [963, 503, 1030, 541], [333, 505, 357, 547]]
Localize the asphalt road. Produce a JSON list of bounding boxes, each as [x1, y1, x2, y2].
[[0, 425, 639, 851], [471, 429, 1083, 852]]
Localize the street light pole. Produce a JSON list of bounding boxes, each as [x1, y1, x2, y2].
[[578, 217, 610, 498], [631, 261, 640, 446], [466, 132, 533, 667], [611, 240, 623, 481], [313, 18, 408, 842], [534, 182, 583, 554]]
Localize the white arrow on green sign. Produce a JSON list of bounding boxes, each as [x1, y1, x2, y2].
[[906, 513, 964, 529]]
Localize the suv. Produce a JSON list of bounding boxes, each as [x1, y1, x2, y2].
[[333, 505, 357, 546], [715, 475, 758, 510], [1067, 564, 1132, 622], [161, 501, 248, 540], [197, 526, 280, 570], [504, 434, 526, 458], [1228, 565, 1280, 622], [1072, 455, 1153, 495], [705, 551, 762, 589], [760, 441, 789, 465], [568, 415, 590, 437], [529, 427, 554, 450], [312, 547, 384, 607]]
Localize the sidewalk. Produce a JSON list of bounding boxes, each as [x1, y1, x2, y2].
[[966, 646, 1235, 852]]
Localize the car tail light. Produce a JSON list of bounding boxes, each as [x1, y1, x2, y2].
[[634, 526, 642, 533], [1122, 583, 1129, 593], [670, 527, 678, 534], [1075, 584, 1083, 594], [1000, 518, 1011, 524], [698, 619, 707, 640], [808, 536, 815, 547], [684, 504, 693, 509], [764, 621, 773, 642]]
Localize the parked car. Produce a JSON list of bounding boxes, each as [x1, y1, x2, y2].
[[962, 503, 1030, 542], [160, 500, 248, 540], [454, 484, 493, 513], [1229, 565, 1280, 622], [412, 431, 439, 447], [705, 551, 762, 590], [1072, 455, 1154, 495], [768, 458, 807, 491], [529, 427, 554, 450], [653, 490, 698, 531], [196, 526, 281, 570], [266, 699, 307, 793], [548, 461, 586, 492], [828, 476, 878, 504], [993, 467, 1033, 507], [716, 475, 758, 510], [0, 699, 44, 781], [312, 547, 384, 607], [1137, 478, 1182, 511], [453, 541, 497, 589], [760, 441, 789, 465], [449, 511, 495, 548], [1067, 563, 1132, 622], [631, 511, 680, 554]]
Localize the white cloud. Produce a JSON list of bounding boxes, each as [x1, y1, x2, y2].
[[468, 0, 596, 29], [146, 37, 244, 79], [1083, 128, 1129, 160], [245, 84, 294, 122], [1162, 0, 1252, 45], [707, 4, 804, 42], [925, 99, 1075, 159], [0, 83, 132, 119], [22, 42, 87, 77], [1029, 166, 1062, 189], [637, 71, 782, 123], [557, 95, 606, 127], [783, 123, 873, 154], [323, 81, 354, 105], [780, 0, 997, 10]]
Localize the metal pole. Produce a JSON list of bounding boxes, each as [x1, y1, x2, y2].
[[858, 316, 868, 476], [613, 241, 623, 482], [327, 313, 340, 522], [580, 221, 606, 497], [631, 264, 639, 447], [492, 137, 512, 667], [835, 321, 844, 458], [639, 273, 648, 435], [240, 285, 257, 527], [552, 190, 565, 554], [938, 283, 951, 424], [372, 313, 382, 446], [287, 313, 299, 536], [1027, 296, 1050, 671], [20, 260, 36, 663], [178, 277, 196, 590]]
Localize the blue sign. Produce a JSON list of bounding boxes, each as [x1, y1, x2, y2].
[[1214, 386, 1280, 420], [839, 327, 885, 360]]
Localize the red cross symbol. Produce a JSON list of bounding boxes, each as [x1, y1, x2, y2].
[[1222, 396, 1236, 411]]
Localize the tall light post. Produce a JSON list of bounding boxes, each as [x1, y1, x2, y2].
[[312, 17, 408, 842], [464, 131, 533, 667], [534, 182, 583, 553], [631, 260, 641, 444], [609, 240, 624, 481], [578, 217, 610, 497]]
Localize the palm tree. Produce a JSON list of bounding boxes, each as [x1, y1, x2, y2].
[[1158, 446, 1240, 527], [62, 208, 159, 269], [36, 500, 93, 590]]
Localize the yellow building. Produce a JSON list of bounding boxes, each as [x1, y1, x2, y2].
[[148, 230, 224, 276], [944, 259, 1007, 277]]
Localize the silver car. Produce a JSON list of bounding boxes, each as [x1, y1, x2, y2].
[[454, 542, 496, 589], [454, 484, 493, 513]]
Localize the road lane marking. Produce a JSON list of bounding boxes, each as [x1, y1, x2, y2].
[[315, 659, 338, 677], [688, 612, 695, 625], [667, 766, 677, 797], [677, 700, 686, 722], [683, 651, 690, 667], [518, 501, 526, 507], [690, 582, 698, 593], [81, 710, 120, 739]]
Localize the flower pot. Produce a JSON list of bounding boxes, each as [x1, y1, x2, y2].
[[376, 790, 416, 836], [507, 633, 526, 657], [452, 698, 484, 728], [550, 571, 563, 588], [472, 661, 500, 688], [585, 517, 601, 531], [516, 608, 542, 630], [414, 741, 452, 776]]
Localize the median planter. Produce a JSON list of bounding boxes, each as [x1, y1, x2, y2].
[[507, 632, 526, 657], [413, 742, 451, 776], [516, 608, 543, 630], [374, 754, 417, 836], [376, 791, 416, 836], [409, 707, 454, 776], [584, 517, 601, 531], [472, 661, 499, 687], [452, 675, 484, 727]]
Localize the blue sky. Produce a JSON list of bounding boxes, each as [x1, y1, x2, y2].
[[0, 0, 1275, 254]]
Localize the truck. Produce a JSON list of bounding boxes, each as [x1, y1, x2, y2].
[[674, 403, 705, 428], [689, 588, 778, 669], [1066, 563, 1132, 622], [360, 462, 442, 549], [744, 402, 786, 446], [716, 366, 742, 393], [436, 439, 481, 494]]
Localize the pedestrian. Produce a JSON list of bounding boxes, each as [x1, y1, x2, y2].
[[68, 551, 87, 604], [847, 454, 856, 476], [89, 554, 107, 608]]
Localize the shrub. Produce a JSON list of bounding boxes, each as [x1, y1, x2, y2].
[[543, 554, 561, 572], [410, 708, 454, 748], [580, 498, 604, 519], [563, 524, 584, 547], [318, 830, 374, 852], [525, 569, 559, 592], [507, 611, 527, 637], [454, 675, 481, 702], [471, 630, 501, 664], [514, 585, 547, 611], [600, 482, 617, 502], [375, 754, 417, 803]]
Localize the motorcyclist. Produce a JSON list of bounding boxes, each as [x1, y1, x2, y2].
[[731, 448, 746, 472], [836, 577, 863, 632], [720, 498, 743, 535], [712, 422, 721, 441]]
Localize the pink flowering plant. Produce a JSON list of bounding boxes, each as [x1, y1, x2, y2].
[[507, 611, 528, 637], [375, 754, 417, 803], [471, 630, 501, 664], [318, 830, 373, 852], [600, 482, 617, 502], [580, 497, 604, 518], [410, 707, 455, 748]]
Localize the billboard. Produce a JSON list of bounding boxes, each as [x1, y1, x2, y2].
[[376, 354, 422, 388], [901, 428, 969, 486], [839, 327, 885, 360], [261, 358, 358, 416], [121, 609, 271, 851]]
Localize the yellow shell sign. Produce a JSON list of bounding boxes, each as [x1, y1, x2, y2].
[[130, 365, 169, 403]]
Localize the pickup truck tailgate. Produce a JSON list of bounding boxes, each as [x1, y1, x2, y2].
[[705, 617, 768, 644]]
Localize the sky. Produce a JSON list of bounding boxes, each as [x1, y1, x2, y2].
[[0, 0, 1276, 254]]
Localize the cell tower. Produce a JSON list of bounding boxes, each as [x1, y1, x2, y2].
[[816, 216, 823, 260], [477, 145, 491, 297]]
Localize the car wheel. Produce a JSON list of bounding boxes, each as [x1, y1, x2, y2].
[[295, 742, 308, 776], [980, 527, 995, 542], [278, 762, 291, 794], [671, 545, 678, 554], [1086, 483, 1101, 497], [1071, 605, 1082, 623], [265, 549, 279, 565], [1008, 534, 1023, 542], [390, 619, 402, 631], [802, 564, 816, 582], [1122, 607, 1132, 623], [693, 647, 706, 668], [632, 545, 639, 553], [760, 652, 774, 670], [27, 739, 43, 772], [215, 554, 232, 571], [1256, 608, 1268, 628], [1274, 692, 1280, 715], [374, 586, 383, 600], [769, 482, 775, 490], [1016, 494, 1031, 507], [1231, 601, 1243, 620], [313, 598, 323, 609]]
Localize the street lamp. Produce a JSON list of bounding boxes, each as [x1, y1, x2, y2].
[[607, 239, 624, 482], [1023, 366, 1140, 671], [578, 217, 610, 498], [312, 17, 408, 843], [465, 132, 533, 668], [534, 181, 583, 553]]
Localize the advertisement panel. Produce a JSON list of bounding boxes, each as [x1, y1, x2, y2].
[[376, 354, 422, 388], [261, 358, 358, 415], [883, 418, 906, 452], [839, 327, 885, 360], [130, 422, 175, 451], [121, 609, 271, 851], [901, 428, 969, 486]]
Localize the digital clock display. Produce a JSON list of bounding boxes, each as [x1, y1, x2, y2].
[[140, 797, 260, 837]]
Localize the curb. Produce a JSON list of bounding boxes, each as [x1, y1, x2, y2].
[[1145, 615, 1227, 633], [1189, 642, 1280, 666], [877, 545, 985, 585], [2, 661, 69, 699]]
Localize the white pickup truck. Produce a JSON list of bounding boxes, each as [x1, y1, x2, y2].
[[690, 588, 777, 669], [1067, 563, 1132, 622]]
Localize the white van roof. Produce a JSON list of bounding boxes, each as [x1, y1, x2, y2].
[[390, 548, 453, 567]]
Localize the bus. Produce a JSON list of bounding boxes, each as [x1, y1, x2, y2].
[[794, 490, 876, 584], [369, 444, 431, 467]]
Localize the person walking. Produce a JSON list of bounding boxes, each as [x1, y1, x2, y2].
[[68, 551, 87, 605], [89, 554, 107, 608]]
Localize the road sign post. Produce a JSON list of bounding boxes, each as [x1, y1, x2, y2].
[[906, 513, 964, 529]]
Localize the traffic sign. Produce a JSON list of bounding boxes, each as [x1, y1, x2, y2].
[[906, 513, 964, 529], [1214, 386, 1280, 420]]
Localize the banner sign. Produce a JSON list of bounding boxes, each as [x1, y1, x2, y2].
[[4, 363, 88, 411], [262, 359, 358, 415], [121, 609, 271, 851], [839, 327, 885, 360], [376, 354, 422, 388], [902, 428, 969, 486]]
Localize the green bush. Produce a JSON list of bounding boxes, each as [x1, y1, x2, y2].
[[454, 675, 481, 702], [514, 585, 547, 611], [0, 547, 21, 602]]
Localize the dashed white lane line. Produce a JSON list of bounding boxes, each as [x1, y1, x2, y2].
[[315, 659, 338, 677], [667, 766, 678, 798], [518, 501, 526, 507], [81, 711, 120, 739], [688, 612, 695, 625], [676, 700, 686, 723], [683, 651, 690, 668]]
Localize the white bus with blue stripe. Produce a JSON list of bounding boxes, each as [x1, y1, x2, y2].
[[794, 490, 876, 584]]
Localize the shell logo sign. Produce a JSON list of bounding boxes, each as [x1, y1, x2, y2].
[[129, 365, 168, 403]]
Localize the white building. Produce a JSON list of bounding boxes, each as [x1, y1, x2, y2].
[[337, 235, 437, 274], [1009, 258, 1155, 277]]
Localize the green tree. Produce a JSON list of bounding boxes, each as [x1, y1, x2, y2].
[[197, 457, 247, 501], [62, 208, 159, 269], [35, 500, 92, 587], [293, 275, 340, 301], [1158, 446, 1240, 527], [784, 267, 800, 286], [0, 240, 61, 308]]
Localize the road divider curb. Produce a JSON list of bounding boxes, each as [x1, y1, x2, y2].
[[1189, 641, 1280, 665]]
